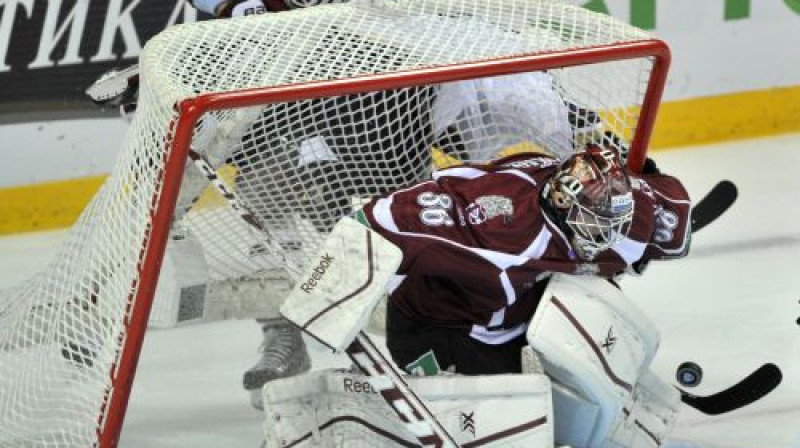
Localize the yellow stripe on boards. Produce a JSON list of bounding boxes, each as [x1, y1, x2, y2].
[[430, 146, 462, 169], [2, 85, 799, 235], [651, 85, 800, 149], [190, 164, 239, 211], [0, 176, 106, 235], [430, 141, 553, 170]]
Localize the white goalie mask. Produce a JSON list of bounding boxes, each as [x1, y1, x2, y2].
[[547, 145, 634, 260]]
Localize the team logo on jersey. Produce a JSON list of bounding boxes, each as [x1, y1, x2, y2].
[[466, 196, 513, 225]]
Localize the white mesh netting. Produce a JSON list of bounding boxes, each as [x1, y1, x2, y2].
[[0, 0, 667, 446]]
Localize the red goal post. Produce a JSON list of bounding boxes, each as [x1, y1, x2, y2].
[[124, 43, 672, 448], [0, 1, 670, 447]]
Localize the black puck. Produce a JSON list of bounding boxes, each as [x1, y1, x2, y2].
[[677, 361, 703, 387]]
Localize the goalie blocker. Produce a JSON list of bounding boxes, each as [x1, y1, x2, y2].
[[280, 217, 403, 351], [276, 218, 679, 447]]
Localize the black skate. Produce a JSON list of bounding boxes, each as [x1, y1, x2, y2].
[[243, 317, 311, 410]]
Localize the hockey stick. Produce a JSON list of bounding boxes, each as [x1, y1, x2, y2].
[[186, 148, 304, 277], [691, 180, 738, 233], [347, 332, 459, 448], [679, 363, 782, 415]]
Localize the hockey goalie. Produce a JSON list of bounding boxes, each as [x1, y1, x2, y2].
[[268, 145, 690, 447]]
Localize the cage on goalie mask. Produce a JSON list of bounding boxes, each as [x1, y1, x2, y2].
[[547, 145, 634, 260]]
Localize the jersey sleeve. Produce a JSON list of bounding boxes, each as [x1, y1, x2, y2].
[[633, 173, 693, 265]]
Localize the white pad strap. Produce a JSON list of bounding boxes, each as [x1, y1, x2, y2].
[[280, 217, 402, 351], [526, 274, 664, 447]]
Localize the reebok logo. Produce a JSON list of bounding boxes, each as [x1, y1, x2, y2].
[[300, 254, 334, 293], [343, 377, 378, 394]]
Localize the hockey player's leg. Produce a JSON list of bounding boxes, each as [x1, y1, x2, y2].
[[243, 316, 311, 410], [526, 274, 680, 448], [385, 299, 528, 376]]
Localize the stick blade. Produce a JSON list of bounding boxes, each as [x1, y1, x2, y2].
[[691, 180, 738, 233], [681, 363, 782, 415]]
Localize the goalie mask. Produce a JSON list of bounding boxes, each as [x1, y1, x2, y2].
[[546, 145, 634, 260]]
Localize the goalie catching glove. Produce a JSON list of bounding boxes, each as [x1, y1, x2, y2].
[[85, 64, 139, 117]]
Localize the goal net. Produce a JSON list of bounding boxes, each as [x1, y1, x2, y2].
[[0, 1, 669, 446]]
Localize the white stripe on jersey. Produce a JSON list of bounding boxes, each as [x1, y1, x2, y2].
[[432, 166, 538, 187], [541, 207, 575, 256], [385, 274, 407, 296], [612, 236, 648, 265], [496, 168, 538, 186], [432, 166, 488, 180], [520, 226, 552, 260], [372, 196, 399, 233], [500, 271, 516, 306], [470, 322, 527, 345], [488, 307, 505, 327]]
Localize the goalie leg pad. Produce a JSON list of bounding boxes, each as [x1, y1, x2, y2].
[[608, 369, 681, 448], [526, 274, 667, 447], [262, 368, 554, 448]]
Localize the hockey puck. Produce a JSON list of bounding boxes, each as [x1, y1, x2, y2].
[[677, 361, 703, 387]]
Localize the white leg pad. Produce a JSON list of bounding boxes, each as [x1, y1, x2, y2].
[[262, 369, 554, 448], [608, 370, 681, 448], [526, 274, 674, 447]]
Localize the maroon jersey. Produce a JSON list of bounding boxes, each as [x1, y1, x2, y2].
[[361, 153, 691, 344]]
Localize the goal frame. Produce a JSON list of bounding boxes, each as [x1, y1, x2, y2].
[[100, 39, 670, 448]]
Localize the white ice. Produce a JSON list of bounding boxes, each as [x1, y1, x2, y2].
[[1, 134, 799, 448]]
